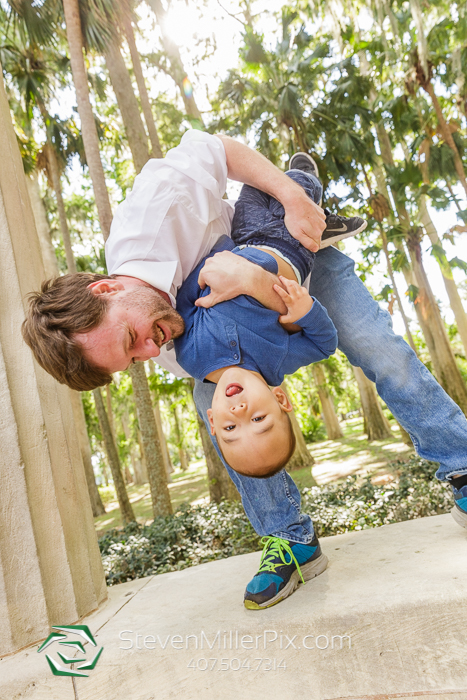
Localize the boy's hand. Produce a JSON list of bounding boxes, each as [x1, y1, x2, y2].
[[273, 276, 313, 324]]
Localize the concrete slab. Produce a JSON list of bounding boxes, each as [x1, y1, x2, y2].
[[1, 514, 466, 700]]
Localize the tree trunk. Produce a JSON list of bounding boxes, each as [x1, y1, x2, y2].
[[123, 17, 163, 158], [105, 386, 116, 438], [121, 410, 139, 483], [153, 400, 173, 481], [129, 362, 172, 516], [70, 391, 105, 517], [104, 36, 151, 173], [406, 230, 467, 414], [146, 0, 204, 124], [93, 388, 135, 524], [419, 196, 467, 356], [25, 172, 58, 279], [409, 0, 429, 81], [197, 410, 240, 502], [62, 0, 113, 239], [136, 427, 149, 484], [282, 383, 316, 479], [188, 379, 239, 502], [352, 366, 393, 441], [45, 143, 76, 273], [422, 81, 467, 197], [311, 363, 343, 439], [381, 231, 419, 355], [171, 403, 188, 470]]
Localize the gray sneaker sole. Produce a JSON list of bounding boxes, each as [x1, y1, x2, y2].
[[320, 221, 367, 249], [451, 505, 467, 529], [289, 152, 319, 179], [244, 552, 329, 610]]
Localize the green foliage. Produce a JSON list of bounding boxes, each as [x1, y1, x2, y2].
[[99, 457, 451, 586], [301, 414, 327, 443]]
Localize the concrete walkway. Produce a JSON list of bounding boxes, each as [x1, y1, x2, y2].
[[1, 514, 466, 700]]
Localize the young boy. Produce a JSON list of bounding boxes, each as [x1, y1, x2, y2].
[[174, 159, 366, 478]]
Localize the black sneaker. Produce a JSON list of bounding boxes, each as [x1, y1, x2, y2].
[[320, 209, 367, 249], [289, 152, 367, 248], [289, 152, 319, 178]]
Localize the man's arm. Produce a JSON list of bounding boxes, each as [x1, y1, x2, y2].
[[195, 250, 288, 314], [217, 135, 326, 253]]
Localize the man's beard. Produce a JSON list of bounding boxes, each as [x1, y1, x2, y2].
[[117, 287, 185, 346]]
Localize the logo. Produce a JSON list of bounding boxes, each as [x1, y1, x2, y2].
[[37, 624, 103, 677]]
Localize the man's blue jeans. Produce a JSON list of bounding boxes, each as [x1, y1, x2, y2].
[[193, 246, 467, 544]]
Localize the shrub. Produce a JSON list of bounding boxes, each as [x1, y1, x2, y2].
[[98, 457, 452, 586]]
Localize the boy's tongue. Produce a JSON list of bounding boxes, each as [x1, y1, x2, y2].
[[226, 383, 243, 397]]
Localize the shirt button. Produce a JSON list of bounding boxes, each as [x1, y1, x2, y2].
[[233, 354, 239, 360], [230, 340, 237, 347]]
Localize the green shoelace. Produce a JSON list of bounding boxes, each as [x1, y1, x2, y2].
[[257, 536, 305, 584]]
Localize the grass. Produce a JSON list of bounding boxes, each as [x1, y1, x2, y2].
[[94, 417, 414, 536]]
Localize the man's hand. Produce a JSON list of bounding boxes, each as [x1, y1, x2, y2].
[[195, 251, 258, 309], [283, 188, 326, 253], [195, 250, 288, 314], [273, 276, 313, 324], [217, 136, 326, 253]]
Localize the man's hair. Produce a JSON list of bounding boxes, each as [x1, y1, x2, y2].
[[22, 273, 116, 392], [221, 413, 296, 479]]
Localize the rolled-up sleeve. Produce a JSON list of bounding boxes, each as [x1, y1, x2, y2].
[[106, 131, 232, 300]]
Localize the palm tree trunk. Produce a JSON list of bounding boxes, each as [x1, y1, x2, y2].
[[123, 17, 163, 158], [171, 403, 188, 470], [406, 230, 467, 414], [93, 388, 135, 524], [197, 410, 240, 502], [44, 143, 76, 273], [422, 81, 467, 197], [136, 427, 149, 484], [25, 172, 58, 279], [409, 0, 429, 80], [129, 362, 172, 516], [381, 232, 419, 355], [70, 391, 105, 517], [311, 363, 343, 439], [104, 36, 151, 173], [62, 0, 113, 239], [282, 383, 316, 478], [352, 366, 393, 441], [418, 196, 467, 356], [188, 379, 239, 502], [121, 410, 138, 483], [153, 400, 173, 481], [146, 0, 204, 124]]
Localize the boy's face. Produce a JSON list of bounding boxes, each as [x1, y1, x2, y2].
[[207, 368, 293, 476]]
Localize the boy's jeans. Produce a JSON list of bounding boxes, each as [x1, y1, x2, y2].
[[193, 246, 467, 544]]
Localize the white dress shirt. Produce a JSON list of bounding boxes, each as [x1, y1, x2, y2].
[[106, 130, 235, 377]]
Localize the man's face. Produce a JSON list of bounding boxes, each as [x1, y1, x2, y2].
[[74, 280, 184, 373]]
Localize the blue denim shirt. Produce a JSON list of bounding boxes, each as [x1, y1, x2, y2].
[[174, 236, 338, 385]]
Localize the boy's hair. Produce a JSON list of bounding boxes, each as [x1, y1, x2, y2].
[[21, 273, 116, 392], [220, 413, 296, 479]]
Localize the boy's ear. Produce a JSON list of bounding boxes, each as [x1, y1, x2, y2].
[[271, 387, 293, 412], [207, 409, 216, 435]]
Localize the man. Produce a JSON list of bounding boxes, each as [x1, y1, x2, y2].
[[23, 131, 467, 611]]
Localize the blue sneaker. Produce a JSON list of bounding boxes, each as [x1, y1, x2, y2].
[[451, 482, 467, 530], [244, 535, 328, 610]]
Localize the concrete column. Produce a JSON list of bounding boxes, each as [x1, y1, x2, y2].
[[0, 71, 106, 656]]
